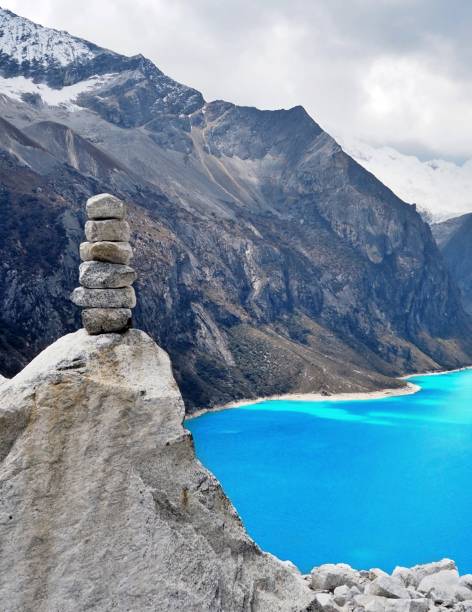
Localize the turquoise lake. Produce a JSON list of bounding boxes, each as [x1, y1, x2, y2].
[[186, 369, 472, 574]]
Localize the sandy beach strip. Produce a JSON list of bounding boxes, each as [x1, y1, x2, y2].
[[186, 380, 422, 420]]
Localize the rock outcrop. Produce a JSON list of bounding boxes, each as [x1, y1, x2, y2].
[[0, 329, 315, 611]]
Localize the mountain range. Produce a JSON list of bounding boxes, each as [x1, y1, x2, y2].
[[344, 138, 472, 222], [1, 6, 471, 410]]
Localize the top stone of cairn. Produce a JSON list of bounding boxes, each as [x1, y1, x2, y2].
[[86, 193, 126, 220]]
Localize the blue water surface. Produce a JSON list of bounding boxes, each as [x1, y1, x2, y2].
[[186, 370, 472, 573]]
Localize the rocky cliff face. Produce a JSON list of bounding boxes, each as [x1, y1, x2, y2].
[[432, 213, 472, 315], [0, 329, 315, 611], [1, 8, 472, 409]]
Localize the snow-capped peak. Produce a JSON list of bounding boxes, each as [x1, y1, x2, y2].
[[340, 137, 472, 222], [0, 7, 96, 67]]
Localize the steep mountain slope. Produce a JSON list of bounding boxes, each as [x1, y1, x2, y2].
[[432, 213, 472, 315], [1, 7, 471, 409]]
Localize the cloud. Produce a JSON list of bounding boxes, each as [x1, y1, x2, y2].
[[2, 0, 472, 160]]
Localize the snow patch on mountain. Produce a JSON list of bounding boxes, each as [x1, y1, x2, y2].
[[0, 73, 115, 109], [342, 138, 472, 221], [0, 7, 95, 67]]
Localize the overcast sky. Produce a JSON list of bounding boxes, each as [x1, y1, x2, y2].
[[3, 0, 472, 162]]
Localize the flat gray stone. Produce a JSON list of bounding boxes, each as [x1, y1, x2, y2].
[[80, 241, 132, 265], [313, 592, 342, 612], [79, 261, 136, 289], [366, 576, 411, 599], [311, 563, 363, 591], [417, 569, 459, 602], [82, 308, 132, 334], [71, 287, 136, 309], [86, 193, 126, 219], [85, 219, 130, 242]]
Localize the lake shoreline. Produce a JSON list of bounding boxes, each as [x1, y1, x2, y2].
[[186, 364, 472, 420]]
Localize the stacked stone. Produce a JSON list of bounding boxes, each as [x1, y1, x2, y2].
[[71, 193, 137, 334]]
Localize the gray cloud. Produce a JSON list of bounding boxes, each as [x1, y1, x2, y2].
[[2, 0, 472, 160]]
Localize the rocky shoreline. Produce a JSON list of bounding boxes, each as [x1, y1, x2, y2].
[[307, 559, 472, 612], [187, 364, 472, 419]]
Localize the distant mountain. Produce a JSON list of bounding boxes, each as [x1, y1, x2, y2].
[[1, 7, 471, 409], [432, 213, 472, 315], [343, 138, 472, 222]]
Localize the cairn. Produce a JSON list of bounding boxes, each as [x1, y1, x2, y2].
[[71, 193, 137, 334]]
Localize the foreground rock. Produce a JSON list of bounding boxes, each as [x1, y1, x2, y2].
[[0, 330, 315, 611]]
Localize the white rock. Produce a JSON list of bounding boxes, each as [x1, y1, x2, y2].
[[366, 576, 411, 599], [311, 563, 363, 591], [354, 594, 386, 612], [417, 569, 460, 603], [355, 594, 428, 612], [313, 592, 342, 612], [333, 584, 351, 606], [386, 600, 429, 612], [0, 330, 316, 611], [460, 576, 472, 590], [394, 559, 457, 589], [456, 587, 472, 602], [363, 569, 390, 581]]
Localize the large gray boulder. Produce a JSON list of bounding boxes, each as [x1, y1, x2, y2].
[[0, 330, 315, 611]]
